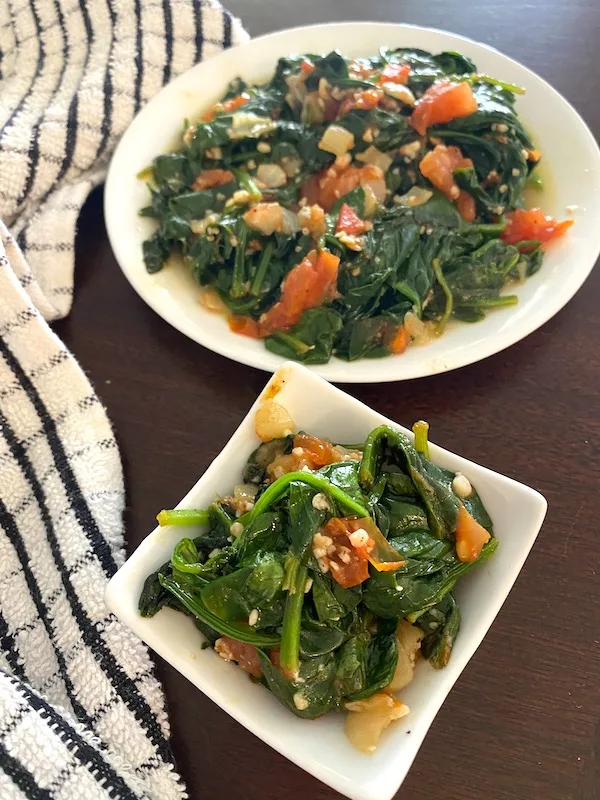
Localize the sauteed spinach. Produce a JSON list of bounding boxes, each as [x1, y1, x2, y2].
[[140, 48, 572, 364], [140, 414, 497, 750]]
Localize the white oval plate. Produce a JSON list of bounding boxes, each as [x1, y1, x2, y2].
[[105, 22, 600, 383]]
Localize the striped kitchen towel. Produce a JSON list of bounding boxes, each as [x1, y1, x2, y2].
[[0, 2, 247, 798]]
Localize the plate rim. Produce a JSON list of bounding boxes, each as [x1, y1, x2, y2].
[[104, 21, 600, 383]]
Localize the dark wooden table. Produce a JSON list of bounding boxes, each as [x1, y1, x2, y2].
[[55, 2, 600, 798]]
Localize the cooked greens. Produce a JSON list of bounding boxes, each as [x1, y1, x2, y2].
[[140, 419, 496, 747], [139, 47, 573, 364]]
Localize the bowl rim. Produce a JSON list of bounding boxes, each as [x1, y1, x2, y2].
[[105, 362, 548, 800]]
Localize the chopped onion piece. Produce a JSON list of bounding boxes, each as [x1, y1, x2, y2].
[[380, 82, 416, 106], [395, 186, 433, 208], [387, 621, 424, 692], [356, 145, 393, 173], [231, 112, 277, 139], [318, 125, 355, 157], [256, 163, 287, 189], [281, 208, 300, 235], [233, 484, 259, 503], [403, 311, 435, 345], [281, 155, 302, 177], [345, 693, 410, 754], [362, 184, 379, 218], [255, 399, 296, 442], [198, 287, 227, 313]]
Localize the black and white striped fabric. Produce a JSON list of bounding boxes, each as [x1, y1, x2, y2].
[[0, 2, 247, 798]]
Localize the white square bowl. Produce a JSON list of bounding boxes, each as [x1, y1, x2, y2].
[[105, 362, 547, 800]]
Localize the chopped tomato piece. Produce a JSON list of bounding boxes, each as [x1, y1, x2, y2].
[[454, 503, 491, 563], [323, 517, 372, 588], [215, 637, 262, 678], [379, 63, 411, 85], [269, 648, 282, 669], [388, 325, 410, 354], [230, 250, 340, 340], [229, 316, 263, 338], [300, 58, 315, 75], [322, 517, 405, 588], [304, 164, 386, 212], [410, 80, 478, 136], [202, 93, 249, 121], [501, 208, 574, 247], [345, 518, 405, 572], [336, 203, 366, 236], [419, 145, 473, 208], [259, 249, 340, 334], [193, 169, 235, 191], [338, 88, 382, 117], [456, 190, 476, 223], [293, 433, 339, 467]]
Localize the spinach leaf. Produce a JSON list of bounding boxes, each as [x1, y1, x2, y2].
[[258, 651, 339, 719], [200, 550, 284, 621], [426, 239, 520, 320], [316, 461, 365, 505], [235, 512, 283, 564], [364, 537, 498, 617], [142, 231, 170, 274], [419, 593, 461, 668], [335, 634, 368, 696], [300, 626, 346, 657], [360, 425, 460, 538], [151, 153, 192, 194], [138, 560, 173, 617], [160, 574, 280, 646], [242, 436, 294, 484], [265, 308, 343, 365], [287, 481, 327, 559], [347, 629, 398, 701], [311, 572, 344, 624]]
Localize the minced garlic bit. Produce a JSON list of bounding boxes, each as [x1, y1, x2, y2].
[[214, 638, 234, 661], [248, 609, 259, 626], [256, 141, 271, 153], [336, 231, 363, 251], [230, 521, 244, 538], [304, 577, 313, 593], [312, 533, 333, 560], [349, 528, 369, 548], [398, 140, 422, 161], [311, 493, 330, 512], [225, 189, 251, 208], [293, 692, 309, 710], [452, 472, 473, 498]]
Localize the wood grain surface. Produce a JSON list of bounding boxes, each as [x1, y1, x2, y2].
[[54, 2, 600, 798]]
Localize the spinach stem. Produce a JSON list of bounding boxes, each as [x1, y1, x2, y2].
[[233, 169, 263, 202], [462, 295, 518, 309], [250, 240, 274, 296], [240, 471, 369, 526], [412, 420, 430, 458], [157, 509, 210, 527], [470, 222, 506, 236], [231, 221, 248, 299], [268, 331, 312, 355], [279, 559, 307, 679], [432, 257, 453, 332]]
